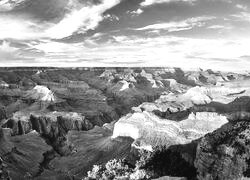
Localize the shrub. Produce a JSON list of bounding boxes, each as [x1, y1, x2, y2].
[[85, 159, 151, 180]]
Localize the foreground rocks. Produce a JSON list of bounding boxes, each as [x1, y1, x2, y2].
[[0, 123, 134, 180], [195, 121, 250, 180], [0, 156, 11, 180], [0, 128, 52, 180]]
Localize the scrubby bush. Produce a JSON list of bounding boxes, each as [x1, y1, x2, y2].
[[85, 159, 150, 180], [87, 165, 104, 179], [130, 169, 150, 180], [85, 145, 197, 180]]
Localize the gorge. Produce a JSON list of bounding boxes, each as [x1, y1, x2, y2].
[[0, 67, 250, 180]]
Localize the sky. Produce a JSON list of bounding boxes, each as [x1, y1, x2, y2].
[[0, 0, 250, 71]]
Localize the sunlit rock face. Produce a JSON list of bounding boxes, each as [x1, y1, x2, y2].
[[140, 69, 164, 88], [162, 79, 186, 93], [112, 79, 250, 151], [0, 79, 9, 88], [181, 85, 247, 105], [112, 111, 228, 150], [25, 85, 55, 102], [137, 83, 250, 115], [185, 69, 224, 85], [110, 80, 133, 91], [99, 68, 136, 84], [178, 85, 248, 105]]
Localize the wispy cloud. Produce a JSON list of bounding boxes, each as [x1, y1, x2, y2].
[[135, 16, 215, 32], [0, 0, 250, 71], [231, 12, 250, 22], [236, 4, 248, 11], [207, 24, 232, 30], [17, 34, 250, 71], [0, 16, 48, 40], [0, 41, 35, 62], [0, 0, 122, 40], [46, 0, 121, 39], [140, 0, 196, 7], [104, 14, 120, 21], [127, 8, 144, 16], [0, 41, 18, 57]]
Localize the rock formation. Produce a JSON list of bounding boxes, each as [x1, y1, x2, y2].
[[25, 85, 56, 102], [0, 128, 52, 180], [112, 111, 228, 151], [0, 67, 249, 180], [195, 121, 250, 180], [39, 125, 134, 179]]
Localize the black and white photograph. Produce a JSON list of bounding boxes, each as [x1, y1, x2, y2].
[[0, 0, 250, 179]]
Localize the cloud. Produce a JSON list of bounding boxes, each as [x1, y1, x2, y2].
[[0, 0, 27, 11], [0, 41, 28, 61], [140, 0, 196, 7], [104, 35, 250, 71], [236, 4, 248, 11], [0, 0, 122, 41], [231, 12, 250, 22], [128, 8, 144, 16], [0, 15, 48, 40], [22, 32, 250, 71], [46, 0, 121, 39], [135, 16, 215, 32], [0, 0, 249, 71], [33, 40, 83, 54], [207, 25, 225, 29], [207, 25, 232, 30], [0, 40, 46, 64], [104, 14, 120, 21], [0, 41, 18, 55]]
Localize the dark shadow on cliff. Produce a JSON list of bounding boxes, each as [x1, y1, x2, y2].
[[138, 140, 200, 180], [193, 96, 250, 113]]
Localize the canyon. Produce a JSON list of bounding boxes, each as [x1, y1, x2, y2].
[[0, 67, 250, 180]]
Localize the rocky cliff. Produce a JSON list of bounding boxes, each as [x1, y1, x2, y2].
[[0, 128, 52, 180], [195, 120, 250, 180]]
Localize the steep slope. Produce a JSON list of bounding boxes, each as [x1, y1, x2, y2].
[[39, 125, 134, 179], [195, 121, 250, 180], [0, 128, 52, 180]]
